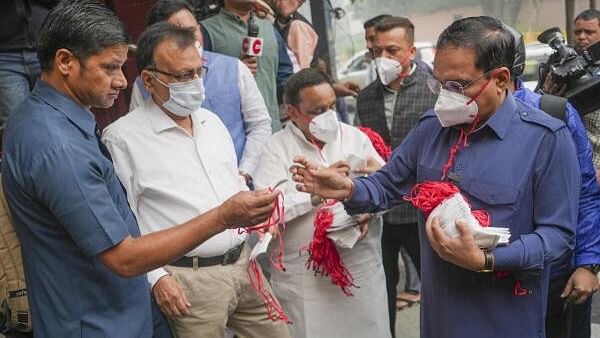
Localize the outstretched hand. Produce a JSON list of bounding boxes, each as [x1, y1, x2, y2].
[[289, 155, 354, 201], [220, 189, 279, 228]]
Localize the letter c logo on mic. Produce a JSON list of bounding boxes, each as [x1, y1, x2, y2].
[[242, 36, 264, 57]]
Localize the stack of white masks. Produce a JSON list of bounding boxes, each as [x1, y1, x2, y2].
[[427, 193, 510, 249], [322, 202, 362, 249]]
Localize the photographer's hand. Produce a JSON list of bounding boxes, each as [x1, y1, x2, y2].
[[542, 73, 567, 97]]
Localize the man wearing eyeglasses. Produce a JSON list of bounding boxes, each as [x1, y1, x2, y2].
[[102, 23, 291, 338], [289, 16, 579, 338], [130, 0, 272, 187], [354, 16, 437, 337]]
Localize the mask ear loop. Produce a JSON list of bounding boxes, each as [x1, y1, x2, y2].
[[296, 108, 330, 166], [395, 49, 415, 80]]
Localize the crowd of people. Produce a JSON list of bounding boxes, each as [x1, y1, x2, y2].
[[1, 1, 600, 338]]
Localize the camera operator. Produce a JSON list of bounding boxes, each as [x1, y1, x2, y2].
[[542, 9, 600, 96], [507, 24, 600, 338], [541, 9, 600, 182]]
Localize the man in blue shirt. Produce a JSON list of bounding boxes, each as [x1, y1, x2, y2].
[[290, 16, 580, 338], [507, 26, 600, 338], [1, 1, 278, 337]]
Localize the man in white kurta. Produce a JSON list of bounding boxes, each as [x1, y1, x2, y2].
[[102, 24, 290, 338], [253, 68, 390, 338]]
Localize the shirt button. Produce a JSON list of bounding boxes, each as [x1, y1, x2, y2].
[[522, 112, 528, 116]]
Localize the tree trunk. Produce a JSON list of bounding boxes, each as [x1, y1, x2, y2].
[[566, 0, 575, 42]]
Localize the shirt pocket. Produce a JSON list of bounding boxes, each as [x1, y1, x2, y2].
[[466, 180, 519, 229], [416, 163, 443, 182]]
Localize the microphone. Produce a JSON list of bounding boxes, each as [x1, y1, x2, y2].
[[242, 15, 263, 57]]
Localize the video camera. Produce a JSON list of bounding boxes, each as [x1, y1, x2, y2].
[[537, 27, 600, 115]]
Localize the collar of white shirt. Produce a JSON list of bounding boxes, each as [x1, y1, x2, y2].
[[146, 99, 207, 135]]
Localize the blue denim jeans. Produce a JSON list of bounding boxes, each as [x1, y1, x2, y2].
[[0, 50, 41, 131]]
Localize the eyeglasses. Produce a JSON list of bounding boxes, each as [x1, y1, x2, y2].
[[148, 65, 208, 82], [427, 69, 497, 95]]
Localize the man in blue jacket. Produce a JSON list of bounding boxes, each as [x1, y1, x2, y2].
[[290, 17, 580, 338], [508, 26, 600, 338]]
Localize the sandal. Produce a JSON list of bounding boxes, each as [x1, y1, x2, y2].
[[396, 291, 421, 311], [396, 298, 411, 311]]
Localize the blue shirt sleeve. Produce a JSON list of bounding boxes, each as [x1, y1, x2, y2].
[[29, 145, 130, 257], [200, 24, 213, 51], [274, 27, 293, 88], [493, 127, 579, 271], [344, 120, 420, 214], [565, 103, 600, 266]]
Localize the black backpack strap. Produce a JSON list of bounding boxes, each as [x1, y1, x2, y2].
[[539, 94, 568, 122]]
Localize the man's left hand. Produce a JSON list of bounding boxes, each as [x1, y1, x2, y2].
[[561, 267, 600, 304], [425, 216, 485, 271], [354, 156, 382, 175], [355, 213, 371, 241], [329, 160, 351, 176], [543, 73, 567, 97]]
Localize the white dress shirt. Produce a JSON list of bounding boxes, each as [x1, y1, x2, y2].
[[103, 99, 247, 287], [129, 59, 271, 176]]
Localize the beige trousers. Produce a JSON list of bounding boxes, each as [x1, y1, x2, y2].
[[164, 244, 291, 338]]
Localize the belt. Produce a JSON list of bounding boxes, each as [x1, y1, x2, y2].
[[169, 242, 244, 268]]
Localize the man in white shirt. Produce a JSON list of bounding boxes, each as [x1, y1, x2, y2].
[[129, 0, 271, 181], [103, 22, 291, 338], [253, 68, 390, 338]]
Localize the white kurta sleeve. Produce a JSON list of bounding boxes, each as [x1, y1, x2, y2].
[[360, 132, 385, 166], [237, 60, 272, 176], [253, 143, 313, 223]]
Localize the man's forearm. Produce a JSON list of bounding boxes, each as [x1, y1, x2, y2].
[[493, 225, 574, 271], [99, 206, 227, 278]]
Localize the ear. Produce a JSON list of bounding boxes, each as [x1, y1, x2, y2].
[[493, 67, 511, 93], [54, 48, 78, 76], [286, 103, 298, 120], [408, 46, 417, 60], [140, 70, 156, 95]]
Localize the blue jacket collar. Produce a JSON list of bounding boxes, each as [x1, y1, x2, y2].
[[482, 91, 516, 140]]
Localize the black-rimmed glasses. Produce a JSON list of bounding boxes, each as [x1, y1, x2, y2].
[[148, 65, 208, 82]]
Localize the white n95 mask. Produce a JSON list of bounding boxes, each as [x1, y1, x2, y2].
[[375, 57, 402, 86], [309, 110, 339, 143], [434, 88, 478, 127], [153, 75, 206, 117]]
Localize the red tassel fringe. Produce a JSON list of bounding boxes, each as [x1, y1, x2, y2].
[[305, 201, 356, 296], [239, 190, 291, 322], [358, 126, 392, 161]]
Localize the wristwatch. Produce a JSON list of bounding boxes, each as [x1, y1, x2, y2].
[[478, 250, 495, 273], [580, 264, 600, 275]]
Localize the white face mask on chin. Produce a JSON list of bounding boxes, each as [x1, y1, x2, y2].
[[433, 88, 479, 127], [309, 110, 339, 143]]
